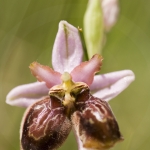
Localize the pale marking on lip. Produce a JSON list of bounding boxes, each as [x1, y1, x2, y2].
[[84, 103, 107, 122], [89, 118, 94, 124], [28, 113, 62, 140], [34, 105, 43, 110], [92, 111, 104, 122], [28, 101, 64, 140]]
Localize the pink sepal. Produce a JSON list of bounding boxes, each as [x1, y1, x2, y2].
[[6, 82, 49, 107], [90, 70, 135, 101], [52, 21, 83, 73]]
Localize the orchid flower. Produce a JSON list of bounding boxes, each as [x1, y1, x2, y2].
[[6, 21, 135, 150]]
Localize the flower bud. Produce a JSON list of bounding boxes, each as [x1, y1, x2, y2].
[[84, 0, 104, 58], [102, 0, 119, 31]]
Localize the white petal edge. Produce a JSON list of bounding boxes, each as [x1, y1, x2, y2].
[[6, 82, 49, 107], [90, 70, 135, 101], [52, 20, 83, 73]]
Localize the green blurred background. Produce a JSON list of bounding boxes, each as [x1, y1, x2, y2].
[[0, 0, 150, 149]]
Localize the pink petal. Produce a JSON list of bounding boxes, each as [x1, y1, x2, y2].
[[90, 70, 135, 101], [52, 21, 83, 73], [6, 82, 49, 107], [29, 62, 61, 88], [71, 54, 103, 86]]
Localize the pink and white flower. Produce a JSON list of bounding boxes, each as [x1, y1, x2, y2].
[[6, 21, 135, 150]]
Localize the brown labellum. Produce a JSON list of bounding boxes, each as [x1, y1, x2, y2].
[[20, 96, 71, 150], [20, 76, 123, 150], [72, 88, 123, 150]]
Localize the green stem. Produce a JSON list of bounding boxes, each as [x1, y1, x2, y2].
[[78, 28, 89, 61]]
